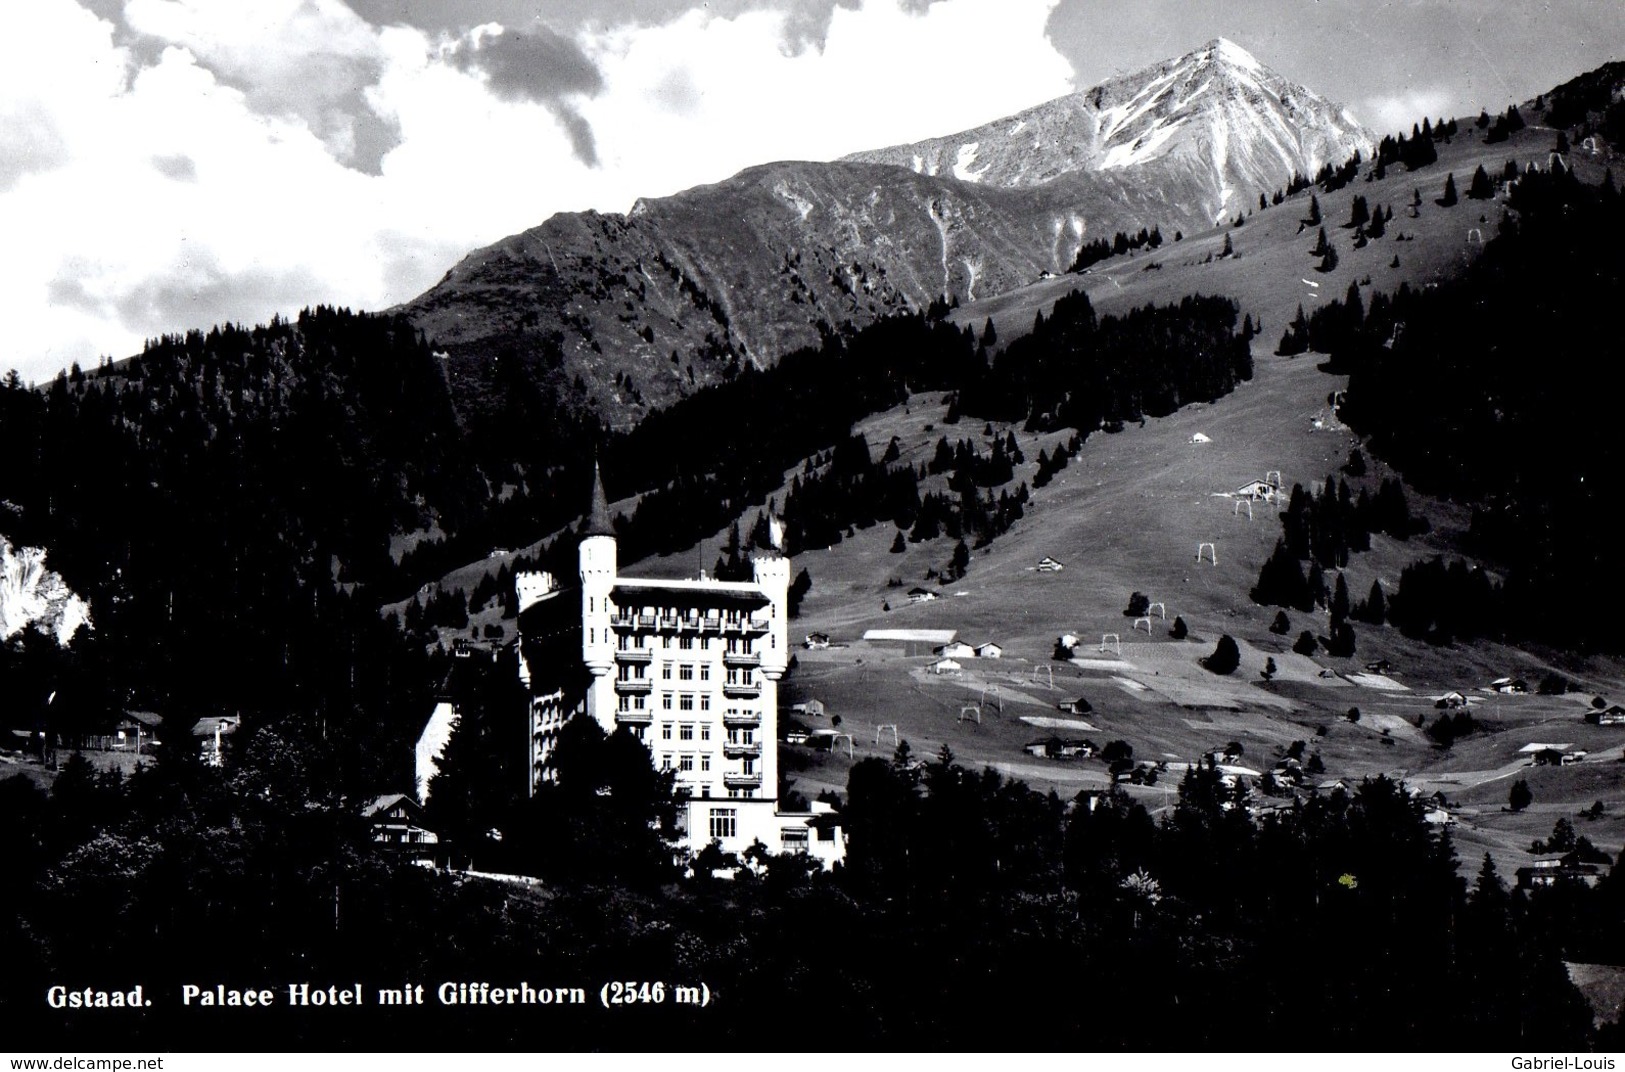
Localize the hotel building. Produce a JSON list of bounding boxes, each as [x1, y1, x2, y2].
[[514, 467, 843, 867]]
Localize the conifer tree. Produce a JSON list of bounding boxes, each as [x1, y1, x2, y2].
[[1438, 173, 1458, 207]]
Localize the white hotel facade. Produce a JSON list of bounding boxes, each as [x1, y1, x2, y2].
[[515, 468, 843, 867]]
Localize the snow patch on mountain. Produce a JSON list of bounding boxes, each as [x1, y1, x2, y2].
[[953, 142, 985, 182]]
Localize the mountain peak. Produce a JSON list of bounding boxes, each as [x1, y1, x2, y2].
[[842, 38, 1372, 223], [1203, 36, 1263, 72]]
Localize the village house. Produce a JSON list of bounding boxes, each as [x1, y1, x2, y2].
[[934, 641, 976, 659], [1586, 704, 1625, 726], [1055, 696, 1093, 715], [1023, 738, 1095, 760], [192, 716, 240, 767], [108, 711, 161, 754], [974, 642, 1004, 659], [803, 632, 831, 649], [1491, 676, 1530, 694], [362, 793, 440, 865], [1521, 742, 1575, 766], [907, 587, 938, 604], [930, 657, 963, 676], [1517, 854, 1606, 889]]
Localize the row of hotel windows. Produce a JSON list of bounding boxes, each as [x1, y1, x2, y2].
[[619, 719, 758, 742], [616, 667, 756, 685], [617, 635, 755, 652], [614, 693, 742, 712], [661, 753, 755, 773], [658, 723, 758, 743], [613, 670, 754, 695]]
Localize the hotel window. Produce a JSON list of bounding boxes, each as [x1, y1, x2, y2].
[[661, 754, 674, 771], [662, 636, 672, 649], [679, 636, 695, 650], [700, 695, 711, 712], [699, 664, 711, 682], [742, 758, 756, 775], [742, 728, 755, 745], [661, 662, 673, 680], [662, 693, 673, 710], [630, 726, 647, 741], [726, 727, 740, 745], [679, 724, 695, 741], [679, 694, 695, 712], [700, 723, 711, 741], [679, 755, 695, 772], [708, 808, 737, 840], [661, 724, 673, 740], [679, 664, 694, 681], [700, 754, 711, 772], [632, 695, 646, 711]]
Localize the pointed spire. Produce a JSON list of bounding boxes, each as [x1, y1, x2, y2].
[[585, 460, 614, 538]]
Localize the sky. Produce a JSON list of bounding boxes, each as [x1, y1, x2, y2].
[[1, 0, 1619, 382]]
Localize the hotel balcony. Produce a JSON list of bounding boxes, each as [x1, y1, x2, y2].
[[723, 771, 763, 788], [722, 681, 762, 699], [723, 741, 762, 758], [615, 709, 653, 725], [614, 648, 653, 663], [721, 617, 770, 635], [722, 709, 761, 726], [722, 650, 760, 668], [610, 613, 657, 632], [613, 678, 653, 694]]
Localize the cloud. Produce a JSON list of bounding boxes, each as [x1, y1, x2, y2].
[[451, 23, 603, 100], [444, 23, 605, 163], [7, 0, 1072, 382], [1359, 89, 1454, 138], [150, 152, 197, 181], [122, 0, 401, 171]]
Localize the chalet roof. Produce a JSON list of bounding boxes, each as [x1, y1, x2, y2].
[[361, 792, 417, 818], [862, 628, 957, 643], [120, 710, 163, 729]]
